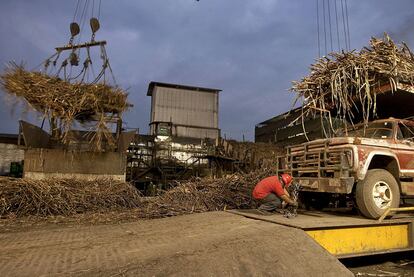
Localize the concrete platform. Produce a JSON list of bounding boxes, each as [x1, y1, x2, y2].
[[228, 209, 414, 258]]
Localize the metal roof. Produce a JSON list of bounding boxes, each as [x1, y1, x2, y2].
[[0, 133, 22, 145], [147, 81, 221, 96], [0, 133, 19, 139]]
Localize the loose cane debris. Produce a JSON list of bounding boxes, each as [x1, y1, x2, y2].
[[0, 167, 275, 219]]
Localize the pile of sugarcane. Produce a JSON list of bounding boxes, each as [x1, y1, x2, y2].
[[0, 167, 275, 219], [0, 63, 130, 150], [143, 167, 274, 218], [0, 177, 142, 217], [292, 34, 414, 125]]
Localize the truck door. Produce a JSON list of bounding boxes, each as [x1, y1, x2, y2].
[[395, 122, 414, 195]]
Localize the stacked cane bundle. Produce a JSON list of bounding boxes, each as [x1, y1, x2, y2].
[[0, 63, 130, 149], [292, 34, 414, 125]]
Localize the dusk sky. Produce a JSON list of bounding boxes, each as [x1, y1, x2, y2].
[[1, 0, 414, 140]]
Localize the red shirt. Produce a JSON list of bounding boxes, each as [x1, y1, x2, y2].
[[252, 176, 285, 199]]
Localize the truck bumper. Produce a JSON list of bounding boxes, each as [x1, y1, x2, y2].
[[296, 177, 355, 194]]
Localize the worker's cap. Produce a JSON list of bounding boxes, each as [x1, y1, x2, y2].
[[280, 173, 293, 187]]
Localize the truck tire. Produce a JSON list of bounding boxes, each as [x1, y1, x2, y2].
[[356, 169, 400, 219]]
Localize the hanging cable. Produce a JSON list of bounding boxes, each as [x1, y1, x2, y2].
[[72, 0, 81, 23], [316, 0, 321, 57], [98, 0, 102, 20], [340, 0, 348, 51], [101, 45, 118, 87], [45, 0, 111, 86], [80, 46, 92, 82], [30, 52, 58, 71], [91, 44, 108, 84], [56, 58, 68, 77], [79, 0, 89, 27], [334, 0, 341, 51], [90, 57, 96, 81], [77, 0, 90, 45], [345, 0, 351, 50], [322, 0, 327, 55], [327, 0, 333, 52]]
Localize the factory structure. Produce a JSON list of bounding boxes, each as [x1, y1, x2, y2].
[[148, 82, 220, 140], [126, 82, 222, 193]]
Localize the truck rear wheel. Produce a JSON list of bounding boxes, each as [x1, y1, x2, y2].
[[356, 169, 400, 219]]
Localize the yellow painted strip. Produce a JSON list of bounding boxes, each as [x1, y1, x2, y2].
[[306, 224, 409, 256]]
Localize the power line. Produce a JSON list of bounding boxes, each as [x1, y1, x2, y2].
[[315, 0, 351, 54], [340, 0, 348, 50], [98, 0, 102, 20], [334, 0, 341, 51], [77, 0, 90, 45], [72, 0, 81, 22], [327, 0, 333, 52], [317, 0, 321, 57], [322, 0, 327, 54], [345, 0, 351, 49]]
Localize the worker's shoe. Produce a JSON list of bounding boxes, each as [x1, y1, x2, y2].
[[273, 208, 285, 214], [256, 208, 273, 215]]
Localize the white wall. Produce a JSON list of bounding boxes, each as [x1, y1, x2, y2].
[[0, 143, 24, 175]]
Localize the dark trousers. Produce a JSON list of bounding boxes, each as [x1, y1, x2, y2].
[[258, 193, 282, 212]]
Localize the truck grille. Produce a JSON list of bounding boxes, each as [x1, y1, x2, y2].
[[278, 141, 353, 178]]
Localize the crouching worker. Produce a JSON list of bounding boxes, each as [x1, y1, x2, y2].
[[253, 173, 298, 213]]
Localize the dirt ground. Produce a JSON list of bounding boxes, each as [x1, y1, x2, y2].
[[0, 211, 352, 277]]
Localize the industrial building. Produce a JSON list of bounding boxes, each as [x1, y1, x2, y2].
[[126, 82, 222, 193], [147, 82, 220, 140]]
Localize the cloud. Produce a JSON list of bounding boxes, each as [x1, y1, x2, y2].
[[1, 0, 413, 140]]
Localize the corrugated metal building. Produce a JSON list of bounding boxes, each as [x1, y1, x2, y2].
[[147, 82, 221, 140]]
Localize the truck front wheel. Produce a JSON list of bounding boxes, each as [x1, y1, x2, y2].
[[356, 169, 400, 219]]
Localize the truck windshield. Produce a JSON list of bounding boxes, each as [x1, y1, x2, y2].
[[346, 121, 393, 139]]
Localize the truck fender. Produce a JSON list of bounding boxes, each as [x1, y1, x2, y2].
[[357, 151, 400, 181]]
